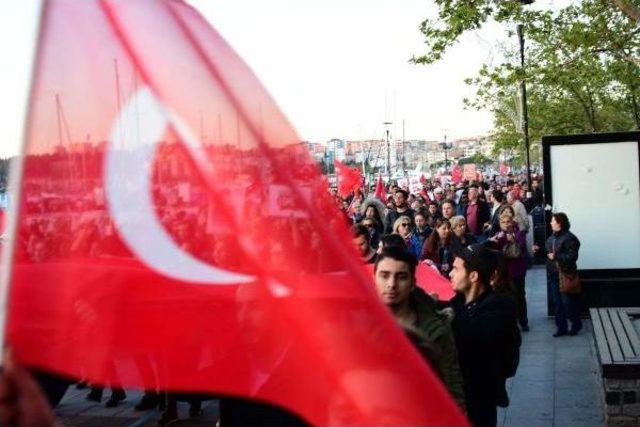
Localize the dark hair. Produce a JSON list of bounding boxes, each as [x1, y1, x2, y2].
[[423, 218, 451, 259], [374, 246, 418, 278], [414, 210, 427, 221], [351, 224, 369, 239], [492, 190, 504, 203], [490, 251, 516, 296], [500, 205, 515, 217], [469, 184, 479, 190], [551, 212, 570, 231], [441, 199, 455, 208], [380, 234, 407, 249], [395, 189, 409, 199], [452, 246, 492, 287], [363, 202, 384, 226]]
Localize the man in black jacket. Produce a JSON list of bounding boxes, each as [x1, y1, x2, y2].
[[448, 244, 521, 427], [383, 189, 414, 234]]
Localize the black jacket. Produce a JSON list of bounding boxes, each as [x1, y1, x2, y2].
[[545, 230, 580, 274], [448, 290, 520, 409], [384, 207, 415, 234]]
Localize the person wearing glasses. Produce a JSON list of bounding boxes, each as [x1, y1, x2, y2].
[[360, 218, 381, 250], [392, 215, 422, 259]]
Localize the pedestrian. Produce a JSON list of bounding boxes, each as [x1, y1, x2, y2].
[[384, 189, 415, 234], [351, 224, 378, 264], [447, 244, 521, 427], [544, 212, 582, 336], [506, 190, 528, 234], [420, 218, 452, 277], [373, 246, 466, 410], [392, 216, 422, 260], [413, 211, 432, 244], [488, 211, 529, 331], [463, 184, 490, 240], [441, 199, 456, 221], [449, 215, 477, 250]]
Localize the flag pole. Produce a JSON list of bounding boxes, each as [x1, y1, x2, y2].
[[0, 0, 47, 359]]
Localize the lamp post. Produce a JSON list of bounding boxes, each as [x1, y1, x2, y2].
[[517, 0, 534, 189], [439, 136, 453, 172], [383, 121, 392, 178]]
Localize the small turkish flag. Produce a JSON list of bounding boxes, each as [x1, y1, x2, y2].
[[4, 1, 467, 426], [374, 173, 387, 202], [334, 160, 362, 197]]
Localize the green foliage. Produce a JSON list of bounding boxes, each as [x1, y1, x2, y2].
[[458, 153, 492, 165], [415, 0, 640, 157]]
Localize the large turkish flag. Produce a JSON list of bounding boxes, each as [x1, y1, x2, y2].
[[3, 1, 467, 425]]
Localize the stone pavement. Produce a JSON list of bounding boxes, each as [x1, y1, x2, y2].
[[54, 266, 605, 426], [55, 388, 219, 426], [499, 266, 604, 427]]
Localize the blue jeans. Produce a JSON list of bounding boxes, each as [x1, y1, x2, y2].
[[549, 272, 582, 333]]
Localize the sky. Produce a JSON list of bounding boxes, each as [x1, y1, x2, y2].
[[0, 0, 549, 158]]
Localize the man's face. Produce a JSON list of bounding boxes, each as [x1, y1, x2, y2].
[[449, 257, 471, 293], [394, 192, 406, 207], [375, 258, 414, 307], [428, 204, 437, 215], [532, 180, 539, 189], [442, 202, 454, 218], [415, 215, 426, 230], [468, 187, 478, 202], [352, 234, 370, 257]]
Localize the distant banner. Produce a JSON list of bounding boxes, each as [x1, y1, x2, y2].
[[268, 184, 311, 218], [463, 164, 477, 182]]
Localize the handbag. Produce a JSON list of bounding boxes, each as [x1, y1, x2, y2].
[[559, 270, 582, 294], [502, 240, 522, 259]]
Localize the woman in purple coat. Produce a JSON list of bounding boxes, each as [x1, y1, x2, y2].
[[489, 211, 529, 331]]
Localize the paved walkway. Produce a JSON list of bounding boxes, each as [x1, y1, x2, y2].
[[499, 266, 604, 427], [54, 266, 605, 426]]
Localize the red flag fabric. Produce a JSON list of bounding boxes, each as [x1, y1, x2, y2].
[[416, 262, 456, 301], [334, 160, 362, 197], [365, 263, 455, 301], [451, 165, 463, 184], [0, 208, 6, 236], [5, 1, 466, 426], [374, 173, 386, 202], [419, 174, 427, 185], [499, 163, 509, 175]]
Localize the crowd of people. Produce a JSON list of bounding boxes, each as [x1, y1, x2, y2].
[[0, 170, 586, 427], [345, 173, 582, 426]]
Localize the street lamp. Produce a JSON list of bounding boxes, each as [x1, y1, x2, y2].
[[383, 121, 393, 177], [439, 138, 453, 172], [517, 0, 533, 189]]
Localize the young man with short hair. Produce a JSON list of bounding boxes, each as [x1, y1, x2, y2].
[[351, 224, 377, 264], [441, 199, 456, 220], [384, 189, 415, 234], [448, 244, 520, 427], [374, 247, 465, 410]]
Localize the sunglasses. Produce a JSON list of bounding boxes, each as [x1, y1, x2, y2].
[[400, 223, 410, 227], [363, 223, 375, 228]]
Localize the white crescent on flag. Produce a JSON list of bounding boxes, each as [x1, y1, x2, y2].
[[105, 87, 254, 285]]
